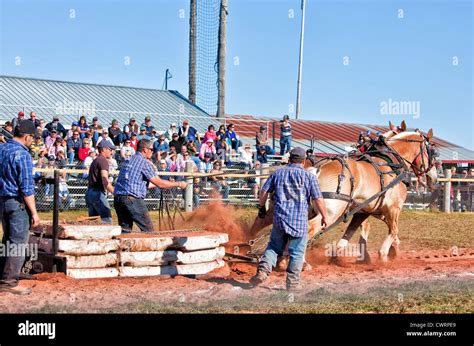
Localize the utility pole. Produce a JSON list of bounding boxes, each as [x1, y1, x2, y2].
[[217, 0, 227, 118], [295, 0, 306, 120], [163, 69, 172, 90], [188, 0, 197, 103]]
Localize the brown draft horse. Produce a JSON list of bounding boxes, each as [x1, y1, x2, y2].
[[250, 122, 435, 265]]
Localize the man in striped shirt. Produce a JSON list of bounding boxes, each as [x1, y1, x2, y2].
[[113, 139, 187, 232], [250, 147, 328, 290]]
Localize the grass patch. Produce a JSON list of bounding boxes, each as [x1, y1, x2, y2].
[[27, 278, 474, 314]]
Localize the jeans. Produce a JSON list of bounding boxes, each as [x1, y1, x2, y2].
[[68, 151, 75, 164], [258, 226, 308, 287], [114, 195, 154, 232], [85, 188, 112, 223], [212, 182, 230, 200], [280, 136, 292, 155], [0, 197, 31, 287]]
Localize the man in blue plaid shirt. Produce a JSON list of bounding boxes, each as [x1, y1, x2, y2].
[[250, 147, 328, 290], [114, 139, 188, 232], [0, 120, 41, 295]]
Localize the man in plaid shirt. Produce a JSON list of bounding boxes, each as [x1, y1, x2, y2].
[[250, 147, 328, 290], [114, 139, 188, 232]]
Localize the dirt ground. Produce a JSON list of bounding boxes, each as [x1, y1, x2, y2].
[[0, 203, 473, 313]]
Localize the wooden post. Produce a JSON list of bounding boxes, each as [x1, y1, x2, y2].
[[443, 169, 451, 213], [188, 0, 197, 104], [217, 0, 227, 117], [260, 166, 270, 209], [185, 161, 194, 212]]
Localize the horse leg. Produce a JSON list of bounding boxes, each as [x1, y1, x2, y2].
[[356, 219, 371, 264], [379, 208, 401, 262], [331, 213, 370, 266]]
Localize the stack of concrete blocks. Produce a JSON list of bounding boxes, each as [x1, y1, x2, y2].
[[31, 225, 228, 279]]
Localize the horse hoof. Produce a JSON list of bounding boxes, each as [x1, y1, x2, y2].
[[302, 262, 313, 272], [329, 256, 348, 267], [388, 245, 399, 260]]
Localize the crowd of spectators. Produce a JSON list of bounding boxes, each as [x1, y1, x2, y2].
[[0, 111, 277, 205]]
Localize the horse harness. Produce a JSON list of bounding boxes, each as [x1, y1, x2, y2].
[[310, 134, 434, 241]]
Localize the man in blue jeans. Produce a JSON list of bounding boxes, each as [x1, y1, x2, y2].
[[0, 120, 41, 295], [113, 139, 188, 232], [85, 141, 115, 223], [250, 147, 328, 290]]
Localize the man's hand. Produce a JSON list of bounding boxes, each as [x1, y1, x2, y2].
[[258, 205, 266, 219], [320, 215, 328, 228], [30, 213, 41, 228], [178, 181, 188, 189]]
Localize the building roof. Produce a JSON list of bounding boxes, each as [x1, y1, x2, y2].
[[0, 75, 210, 126], [227, 114, 474, 162]]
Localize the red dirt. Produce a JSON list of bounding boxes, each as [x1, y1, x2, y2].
[[0, 247, 471, 313]]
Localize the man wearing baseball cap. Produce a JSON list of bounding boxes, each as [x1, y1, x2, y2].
[[11, 111, 25, 129], [250, 147, 328, 291], [0, 120, 41, 295], [114, 139, 188, 233], [85, 141, 116, 224]]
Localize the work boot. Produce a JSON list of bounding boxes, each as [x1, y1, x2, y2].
[[286, 282, 303, 292], [0, 285, 32, 295], [250, 271, 268, 286]]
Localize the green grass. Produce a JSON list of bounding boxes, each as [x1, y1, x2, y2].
[[28, 278, 474, 314]]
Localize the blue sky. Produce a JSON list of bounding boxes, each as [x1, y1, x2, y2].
[[1, 0, 472, 149]]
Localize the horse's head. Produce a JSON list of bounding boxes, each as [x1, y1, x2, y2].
[[382, 120, 407, 139], [388, 128, 436, 177]]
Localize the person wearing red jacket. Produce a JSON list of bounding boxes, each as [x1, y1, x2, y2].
[[78, 139, 92, 161]]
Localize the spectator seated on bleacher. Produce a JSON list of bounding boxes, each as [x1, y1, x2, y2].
[[256, 125, 275, 155], [46, 115, 67, 137], [164, 123, 177, 143], [37, 119, 49, 139], [153, 135, 169, 160], [186, 140, 199, 159], [66, 122, 80, 139], [97, 129, 115, 148], [123, 117, 138, 140], [89, 116, 103, 145], [48, 137, 65, 160], [226, 123, 241, 152], [256, 145, 268, 164], [30, 135, 46, 160], [178, 119, 200, 144], [141, 116, 155, 137], [67, 130, 83, 164], [177, 150, 198, 176], [169, 132, 185, 153], [108, 119, 124, 146], [11, 111, 25, 129], [43, 157, 57, 197], [2, 121, 14, 137], [44, 129, 58, 149], [78, 116, 89, 139], [199, 152, 214, 175], [237, 143, 254, 170], [203, 124, 217, 143], [120, 139, 136, 161], [137, 125, 152, 140], [130, 132, 138, 151], [165, 152, 179, 172], [210, 160, 230, 201], [199, 138, 217, 161]]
